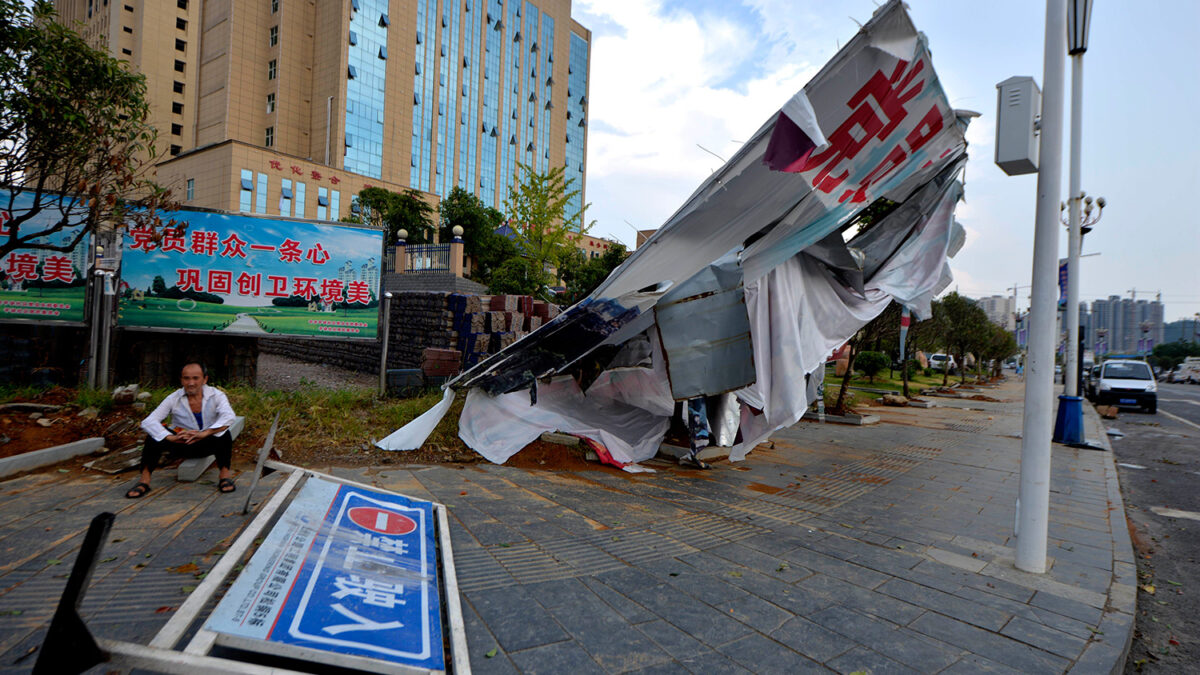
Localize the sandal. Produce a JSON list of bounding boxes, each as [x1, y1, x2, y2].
[[218, 478, 236, 494], [125, 482, 151, 499]]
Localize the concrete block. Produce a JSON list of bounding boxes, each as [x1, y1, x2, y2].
[[176, 416, 244, 482], [0, 437, 105, 479]]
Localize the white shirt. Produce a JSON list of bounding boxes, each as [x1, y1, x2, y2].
[[140, 384, 236, 442]]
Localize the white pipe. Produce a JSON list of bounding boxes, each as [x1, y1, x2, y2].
[[1017, 0, 1067, 574], [324, 95, 332, 165], [1064, 55, 1084, 396]]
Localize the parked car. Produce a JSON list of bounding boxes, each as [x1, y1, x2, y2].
[[1093, 359, 1157, 413], [1084, 364, 1101, 400], [929, 353, 957, 374]]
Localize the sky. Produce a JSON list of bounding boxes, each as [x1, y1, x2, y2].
[[571, 0, 1200, 322]]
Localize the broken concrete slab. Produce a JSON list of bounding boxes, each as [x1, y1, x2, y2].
[[0, 437, 106, 479]]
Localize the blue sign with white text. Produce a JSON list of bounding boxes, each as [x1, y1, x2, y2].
[[207, 477, 444, 671]]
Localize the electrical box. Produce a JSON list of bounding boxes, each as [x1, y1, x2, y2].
[[995, 76, 1041, 175]]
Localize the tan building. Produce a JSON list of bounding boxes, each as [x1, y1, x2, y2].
[[54, 0, 591, 225]]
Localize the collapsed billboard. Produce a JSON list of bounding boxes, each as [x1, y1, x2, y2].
[[118, 210, 383, 339], [381, 0, 972, 466], [0, 189, 91, 326]]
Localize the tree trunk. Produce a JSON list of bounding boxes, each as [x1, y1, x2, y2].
[[834, 343, 859, 413], [902, 358, 910, 398]]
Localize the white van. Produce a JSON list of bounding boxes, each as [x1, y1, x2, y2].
[[1094, 359, 1157, 413]]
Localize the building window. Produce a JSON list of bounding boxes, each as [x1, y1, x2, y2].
[[123, 26, 133, 34], [124, 4, 132, 10], [172, 102, 183, 114], [279, 178, 292, 216], [175, 38, 186, 52], [347, 64, 357, 79], [295, 181, 306, 218], [176, 17, 187, 30], [349, 30, 357, 45], [267, 59, 277, 80], [174, 59, 185, 73], [186, 178, 194, 201], [172, 81, 184, 94], [171, 123, 182, 136], [121, 48, 132, 56], [269, 26, 278, 46], [255, 173, 268, 214], [169, 145, 181, 156], [270, 0, 278, 13], [266, 93, 275, 114], [177, 0, 188, 9], [240, 170, 254, 212], [265, 126, 274, 147]]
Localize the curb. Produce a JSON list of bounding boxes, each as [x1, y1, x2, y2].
[[1067, 402, 1137, 674], [801, 410, 880, 425], [0, 437, 106, 479]]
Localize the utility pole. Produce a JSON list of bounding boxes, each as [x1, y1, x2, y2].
[[1016, 0, 1067, 575]]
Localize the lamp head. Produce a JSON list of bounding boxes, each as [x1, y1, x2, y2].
[[397, 229, 408, 241]]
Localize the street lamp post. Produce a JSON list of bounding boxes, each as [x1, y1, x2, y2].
[[1052, 0, 1095, 447]]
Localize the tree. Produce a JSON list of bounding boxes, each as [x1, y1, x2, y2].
[[437, 187, 514, 282], [1, 0, 176, 260], [488, 256, 549, 296], [503, 162, 590, 283], [978, 323, 1019, 377], [856, 351, 890, 384], [833, 302, 901, 413], [938, 292, 992, 384], [1150, 341, 1200, 372], [558, 242, 629, 305], [353, 187, 435, 245]]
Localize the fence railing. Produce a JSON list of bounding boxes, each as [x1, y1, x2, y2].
[[402, 244, 451, 273]]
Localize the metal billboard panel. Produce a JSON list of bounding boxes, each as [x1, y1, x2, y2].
[[206, 476, 445, 673], [118, 210, 383, 339]]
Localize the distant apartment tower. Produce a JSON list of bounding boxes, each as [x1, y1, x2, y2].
[[1086, 295, 1165, 354], [977, 295, 1015, 331], [53, 0, 591, 225]]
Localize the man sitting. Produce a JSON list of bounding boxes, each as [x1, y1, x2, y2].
[[126, 361, 237, 498]]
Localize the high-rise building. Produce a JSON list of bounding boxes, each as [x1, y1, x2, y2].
[[976, 295, 1015, 331], [53, 0, 591, 225], [1086, 295, 1165, 354]]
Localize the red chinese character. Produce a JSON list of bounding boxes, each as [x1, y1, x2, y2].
[[42, 256, 75, 283], [292, 277, 318, 301], [310, 170, 322, 181], [319, 279, 345, 304], [236, 272, 262, 296], [305, 243, 331, 265], [176, 268, 203, 292], [129, 227, 158, 251], [265, 275, 289, 297], [345, 281, 372, 305], [220, 233, 248, 258], [363, 184, 373, 189], [207, 270, 233, 294], [329, 176, 340, 185], [278, 238, 303, 263], [269, 160, 282, 170], [800, 59, 926, 195], [161, 228, 187, 253], [5, 253, 39, 282], [190, 231, 220, 256], [291, 165, 303, 175]]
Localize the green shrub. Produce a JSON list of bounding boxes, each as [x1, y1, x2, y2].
[[856, 351, 890, 383]]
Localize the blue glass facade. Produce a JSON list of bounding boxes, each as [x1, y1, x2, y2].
[[521, 4, 538, 170], [565, 30, 589, 226], [479, 1, 503, 206], [434, 5, 459, 195], [458, 0, 483, 193], [411, 0, 439, 192], [499, 0, 521, 203], [344, 0, 389, 179], [538, 15, 554, 174]]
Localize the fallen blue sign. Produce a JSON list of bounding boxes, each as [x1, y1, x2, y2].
[[206, 476, 444, 673]]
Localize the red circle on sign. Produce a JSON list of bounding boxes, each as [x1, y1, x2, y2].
[[348, 506, 417, 535]]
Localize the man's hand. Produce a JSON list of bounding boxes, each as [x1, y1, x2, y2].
[[172, 429, 210, 444]]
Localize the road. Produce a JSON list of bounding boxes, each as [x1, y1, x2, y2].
[[1110, 383, 1200, 672], [223, 312, 266, 333]]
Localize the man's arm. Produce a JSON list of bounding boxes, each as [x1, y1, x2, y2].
[[140, 391, 179, 442], [197, 388, 236, 438]]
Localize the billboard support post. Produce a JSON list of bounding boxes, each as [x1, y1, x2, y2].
[[97, 272, 115, 391], [379, 292, 393, 397], [87, 270, 105, 389]]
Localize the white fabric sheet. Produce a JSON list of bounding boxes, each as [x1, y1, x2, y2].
[[375, 388, 455, 451]]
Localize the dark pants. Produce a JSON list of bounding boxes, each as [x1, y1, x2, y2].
[[140, 433, 233, 473]]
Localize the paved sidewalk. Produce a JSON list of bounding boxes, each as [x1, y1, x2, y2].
[[0, 377, 1134, 673]]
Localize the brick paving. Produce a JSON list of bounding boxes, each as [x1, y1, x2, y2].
[[0, 378, 1134, 673]]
